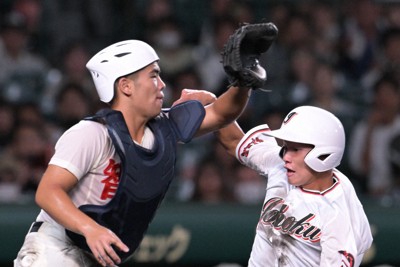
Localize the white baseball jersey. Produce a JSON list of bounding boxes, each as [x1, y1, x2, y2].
[[15, 120, 155, 267], [37, 120, 155, 223], [236, 125, 373, 267]]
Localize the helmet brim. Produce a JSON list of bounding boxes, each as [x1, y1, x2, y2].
[[263, 129, 293, 142], [263, 129, 313, 146]]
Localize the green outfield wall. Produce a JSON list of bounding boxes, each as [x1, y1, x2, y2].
[[1, 200, 399, 267]]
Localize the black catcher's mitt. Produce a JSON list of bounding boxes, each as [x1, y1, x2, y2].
[[222, 22, 278, 89]]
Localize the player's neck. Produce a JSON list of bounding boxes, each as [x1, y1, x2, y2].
[[301, 170, 334, 192], [112, 103, 149, 143]]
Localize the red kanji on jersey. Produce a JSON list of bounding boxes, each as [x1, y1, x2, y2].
[[100, 159, 121, 200], [241, 137, 264, 158]]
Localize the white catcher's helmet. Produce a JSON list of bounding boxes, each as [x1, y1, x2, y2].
[[265, 106, 345, 172], [86, 40, 159, 103]]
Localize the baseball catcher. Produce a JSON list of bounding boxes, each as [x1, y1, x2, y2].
[[14, 38, 253, 266], [221, 22, 278, 89]]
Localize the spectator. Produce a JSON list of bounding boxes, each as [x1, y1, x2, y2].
[[146, 16, 196, 85], [311, 1, 341, 65], [282, 12, 314, 51], [1, 122, 53, 197], [286, 48, 318, 106], [174, 136, 240, 203], [0, 99, 16, 151], [194, 16, 238, 94], [383, 2, 400, 28], [57, 40, 100, 92], [0, 11, 49, 104], [198, 0, 236, 52], [359, 27, 400, 104], [1, 0, 400, 206], [12, 0, 44, 55], [259, 3, 291, 83], [0, 156, 25, 203], [378, 27, 400, 84], [51, 82, 95, 132], [338, 0, 383, 81], [14, 101, 60, 146], [259, 108, 286, 131], [190, 157, 236, 204], [42, 40, 96, 115], [256, 4, 292, 113], [15, 101, 45, 126], [306, 61, 359, 136], [42, 0, 115, 64], [233, 164, 266, 205], [348, 73, 400, 196], [385, 134, 400, 206], [142, 0, 174, 27]]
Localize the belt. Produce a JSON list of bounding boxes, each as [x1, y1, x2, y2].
[[29, 221, 43, 233]]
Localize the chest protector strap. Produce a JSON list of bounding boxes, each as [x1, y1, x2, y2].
[[66, 100, 205, 262]]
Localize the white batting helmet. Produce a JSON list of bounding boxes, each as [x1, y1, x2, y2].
[[265, 106, 345, 172], [86, 40, 159, 103]]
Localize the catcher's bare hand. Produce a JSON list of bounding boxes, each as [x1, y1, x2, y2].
[[84, 224, 129, 266], [221, 22, 278, 90]]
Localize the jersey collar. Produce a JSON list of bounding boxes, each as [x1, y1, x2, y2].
[[299, 175, 340, 195]]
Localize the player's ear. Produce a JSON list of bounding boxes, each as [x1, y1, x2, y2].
[[117, 77, 133, 97]]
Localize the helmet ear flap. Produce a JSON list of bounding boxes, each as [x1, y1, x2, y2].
[[304, 146, 343, 172]]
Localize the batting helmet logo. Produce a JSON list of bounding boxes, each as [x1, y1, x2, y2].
[[283, 111, 297, 124]]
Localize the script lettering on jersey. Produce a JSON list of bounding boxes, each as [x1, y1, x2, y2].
[[100, 159, 121, 200], [241, 136, 264, 158], [260, 197, 321, 242]]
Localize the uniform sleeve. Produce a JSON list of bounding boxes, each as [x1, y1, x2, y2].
[[236, 124, 282, 175], [49, 121, 109, 180]]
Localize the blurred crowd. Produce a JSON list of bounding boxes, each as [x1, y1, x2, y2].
[[1, 0, 400, 207]]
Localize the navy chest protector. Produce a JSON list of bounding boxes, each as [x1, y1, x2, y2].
[[66, 101, 205, 262]]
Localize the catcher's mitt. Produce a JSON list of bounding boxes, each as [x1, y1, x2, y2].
[[222, 22, 278, 89]]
